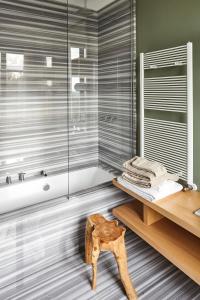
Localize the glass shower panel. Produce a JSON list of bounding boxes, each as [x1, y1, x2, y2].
[[98, 0, 136, 171], [0, 0, 136, 199], [68, 0, 136, 195], [68, 1, 99, 194], [0, 1, 69, 194]]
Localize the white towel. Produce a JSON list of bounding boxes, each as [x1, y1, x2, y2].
[[117, 176, 183, 201]]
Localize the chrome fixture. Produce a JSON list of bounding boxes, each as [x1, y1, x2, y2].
[[18, 172, 26, 181], [41, 170, 47, 177], [6, 176, 12, 184], [194, 209, 200, 217], [43, 184, 50, 191]]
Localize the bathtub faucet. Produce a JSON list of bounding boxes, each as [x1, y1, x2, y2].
[[18, 172, 26, 182], [41, 170, 47, 177]]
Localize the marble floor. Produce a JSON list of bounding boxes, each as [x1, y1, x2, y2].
[[0, 184, 200, 300]]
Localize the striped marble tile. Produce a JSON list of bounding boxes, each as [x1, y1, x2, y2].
[[0, 0, 137, 184], [0, 184, 131, 291], [0, 0, 68, 181], [98, 0, 137, 170], [0, 0, 99, 182], [0, 184, 199, 300]]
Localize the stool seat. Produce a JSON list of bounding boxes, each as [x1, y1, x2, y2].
[[89, 213, 106, 225], [85, 214, 137, 300], [93, 221, 124, 242]]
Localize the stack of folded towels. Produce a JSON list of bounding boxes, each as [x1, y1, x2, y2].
[[117, 156, 183, 201]]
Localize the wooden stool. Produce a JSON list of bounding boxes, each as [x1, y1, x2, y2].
[[85, 214, 137, 300]]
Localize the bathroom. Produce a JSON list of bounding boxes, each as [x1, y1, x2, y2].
[[0, 0, 200, 299]]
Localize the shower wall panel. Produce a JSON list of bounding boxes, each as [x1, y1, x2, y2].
[[98, 0, 136, 170]]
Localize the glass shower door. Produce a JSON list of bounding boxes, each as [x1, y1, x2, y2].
[[67, 0, 136, 196], [68, 1, 99, 195], [98, 0, 136, 170]]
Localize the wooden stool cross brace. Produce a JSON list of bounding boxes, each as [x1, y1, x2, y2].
[[85, 214, 137, 300]]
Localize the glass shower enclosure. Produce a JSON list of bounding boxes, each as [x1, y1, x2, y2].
[[68, 0, 136, 195], [0, 0, 136, 198]]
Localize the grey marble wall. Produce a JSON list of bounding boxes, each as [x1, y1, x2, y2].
[[0, 0, 136, 183], [0, 0, 99, 182], [98, 0, 137, 170], [0, 0, 68, 181]]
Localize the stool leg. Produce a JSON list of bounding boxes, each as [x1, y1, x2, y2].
[[113, 236, 137, 300], [85, 219, 93, 264], [91, 237, 100, 290]]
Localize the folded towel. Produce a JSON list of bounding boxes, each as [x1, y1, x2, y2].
[[122, 171, 179, 188], [123, 156, 179, 188], [127, 156, 167, 177], [122, 172, 152, 188], [117, 176, 183, 201]]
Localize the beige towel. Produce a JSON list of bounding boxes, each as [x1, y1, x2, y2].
[[123, 156, 179, 188], [124, 156, 167, 177], [122, 172, 151, 188]]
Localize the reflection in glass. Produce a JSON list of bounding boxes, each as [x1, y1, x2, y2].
[[71, 47, 80, 60], [72, 76, 80, 93], [46, 80, 53, 87], [6, 53, 24, 71], [46, 57, 52, 68], [6, 53, 24, 80]]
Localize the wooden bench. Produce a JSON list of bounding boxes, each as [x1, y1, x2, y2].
[[112, 179, 200, 285]]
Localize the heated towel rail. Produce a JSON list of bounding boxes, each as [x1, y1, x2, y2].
[[140, 42, 193, 184]]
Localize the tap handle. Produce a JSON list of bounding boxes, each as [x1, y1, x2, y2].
[[18, 172, 26, 181], [6, 176, 12, 184]]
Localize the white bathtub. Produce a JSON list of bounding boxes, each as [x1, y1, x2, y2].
[[0, 167, 114, 214]]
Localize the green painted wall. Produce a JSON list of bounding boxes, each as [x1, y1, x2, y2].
[[136, 0, 200, 187]]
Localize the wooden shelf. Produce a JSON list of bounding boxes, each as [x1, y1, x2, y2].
[[112, 179, 200, 238], [113, 201, 200, 285]]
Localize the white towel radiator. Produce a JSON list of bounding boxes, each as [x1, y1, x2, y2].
[[140, 42, 194, 185]]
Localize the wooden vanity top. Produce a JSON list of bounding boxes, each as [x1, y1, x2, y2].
[[112, 179, 200, 238]]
